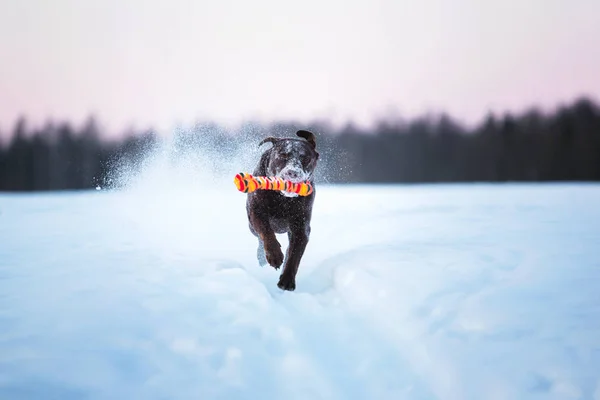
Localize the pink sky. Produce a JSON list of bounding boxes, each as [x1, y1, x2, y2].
[[1, 0, 599, 137]]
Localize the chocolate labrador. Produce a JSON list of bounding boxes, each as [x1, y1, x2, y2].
[[246, 130, 319, 291]]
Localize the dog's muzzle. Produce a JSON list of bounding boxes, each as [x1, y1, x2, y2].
[[277, 164, 311, 197]]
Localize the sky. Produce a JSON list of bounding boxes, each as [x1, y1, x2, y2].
[[0, 0, 599, 137]]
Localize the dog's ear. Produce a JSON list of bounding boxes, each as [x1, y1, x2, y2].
[[296, 130, 316, 149], [258, 137, 279, 147]]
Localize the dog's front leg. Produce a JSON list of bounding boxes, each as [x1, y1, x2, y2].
[[248, 209, 284, 269], [278, 224, 310, 291]]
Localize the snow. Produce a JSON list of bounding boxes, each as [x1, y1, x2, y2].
[[1, 152, 600, 399]]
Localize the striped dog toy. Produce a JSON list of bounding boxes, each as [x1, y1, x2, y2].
[[233, 172, 313, 196]]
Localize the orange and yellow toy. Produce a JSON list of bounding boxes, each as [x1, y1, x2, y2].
[[233, 172, 313, 196]]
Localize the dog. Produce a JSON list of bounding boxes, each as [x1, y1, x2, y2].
[[246, 129, 319, 291]]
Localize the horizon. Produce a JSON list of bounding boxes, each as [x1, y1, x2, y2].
[[1, 94, 599, 146], [1, 94, 598, 140], [1, 0, 600, 138]]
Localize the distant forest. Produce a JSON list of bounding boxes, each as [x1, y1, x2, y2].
[[1, 96, 599, 191]]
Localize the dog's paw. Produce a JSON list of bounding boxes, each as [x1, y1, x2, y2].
[[277, 274, 296, 291], [265, 242, 284, 269]]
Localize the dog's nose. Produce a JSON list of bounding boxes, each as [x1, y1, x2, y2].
[[286, 170, 299, 179]]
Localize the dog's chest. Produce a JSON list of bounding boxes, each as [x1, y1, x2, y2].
[[266, 195, 303, 217], [264, 195, 306, 233]]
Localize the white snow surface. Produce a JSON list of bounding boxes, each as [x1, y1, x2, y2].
[[1, 150, 600, 399]]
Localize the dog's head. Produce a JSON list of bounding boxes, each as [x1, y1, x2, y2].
[[259, 130, 319, 196]]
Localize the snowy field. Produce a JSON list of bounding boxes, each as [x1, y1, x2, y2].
[[1, 157, 600, 399]]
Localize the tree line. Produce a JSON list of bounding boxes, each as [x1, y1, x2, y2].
[[1, 96, 599, 191]]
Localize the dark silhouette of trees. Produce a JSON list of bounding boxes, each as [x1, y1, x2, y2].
[[1, 96, 599, 191]]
